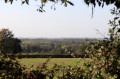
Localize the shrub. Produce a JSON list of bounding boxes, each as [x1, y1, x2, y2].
[[0, 55, 23, 79], [84, 8, 120, 79]]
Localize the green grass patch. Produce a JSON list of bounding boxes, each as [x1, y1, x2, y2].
[[18, 58, 90, 69]]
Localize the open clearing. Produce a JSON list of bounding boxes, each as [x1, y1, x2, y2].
[[18, 58, 90, 69]]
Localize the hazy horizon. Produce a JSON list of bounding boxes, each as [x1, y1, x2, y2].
[[19, 37, 103, 40]]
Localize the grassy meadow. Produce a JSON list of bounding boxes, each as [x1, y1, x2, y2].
[[18, 58, 90, 69]]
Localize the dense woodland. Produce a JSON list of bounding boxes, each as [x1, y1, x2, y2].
[[20, 38, 98, 55]]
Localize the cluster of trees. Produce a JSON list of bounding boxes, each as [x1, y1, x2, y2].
[[21, 38, 97, 55], [0, 28, 97, 55], [0, 28, 22, 55]]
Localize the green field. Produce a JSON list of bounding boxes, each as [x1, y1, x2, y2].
[[18, 58, 90, 69]]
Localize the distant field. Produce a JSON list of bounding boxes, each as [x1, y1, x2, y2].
[[18, 58, 90, 69]]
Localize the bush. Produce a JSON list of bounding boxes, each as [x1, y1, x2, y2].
[[0, 55, 23, 79], [84, 8, 120, 79]]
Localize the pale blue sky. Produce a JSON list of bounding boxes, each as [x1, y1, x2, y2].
[[0, 0, 114, 38]]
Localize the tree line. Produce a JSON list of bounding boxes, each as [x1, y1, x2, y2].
[[0, 28, 98, 55], [21, 38, 97, 55]]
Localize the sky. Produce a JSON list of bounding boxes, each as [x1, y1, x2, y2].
[[0, 0, 114, 38]]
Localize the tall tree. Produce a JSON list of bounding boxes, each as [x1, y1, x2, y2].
[[0, 28, 22, 55]]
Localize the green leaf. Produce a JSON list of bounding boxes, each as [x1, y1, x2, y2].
[[41, 0, 47, 3], [64, 3, 67, 7]]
